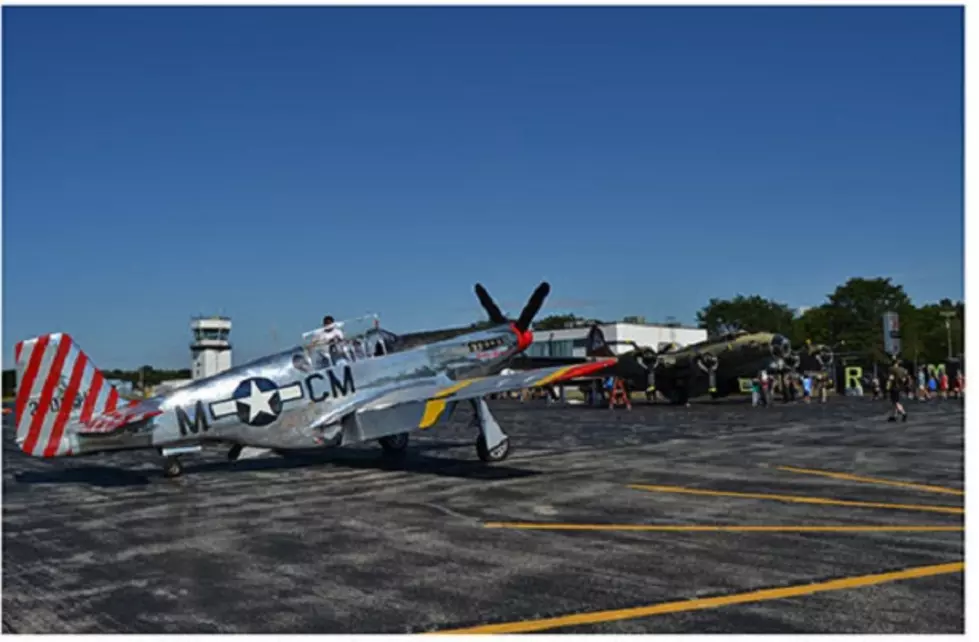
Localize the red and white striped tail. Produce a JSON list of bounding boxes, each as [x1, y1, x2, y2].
[[13, 333, 139, 458]]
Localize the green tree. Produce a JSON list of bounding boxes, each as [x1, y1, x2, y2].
[[2, 369, 15, 397], [696, 295, 795, 337], [822, 277, 916, 363], [790, 304, 837, 347], [533, 314, 582, 331], [912, 299, 964, 364]]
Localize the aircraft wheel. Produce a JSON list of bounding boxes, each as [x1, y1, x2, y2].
[[379, 432, 410, 454], [163, 457, 183, 478], [476, 435, 511, 463]]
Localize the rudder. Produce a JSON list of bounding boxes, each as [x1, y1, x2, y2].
[[14, 333, 128, 457], [585, 324, 614, 358]]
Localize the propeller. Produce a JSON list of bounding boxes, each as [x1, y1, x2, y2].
[[515, 282, 551, 332], [474, 281, 551, 331], [474, 281, 551, 351], [474, 283, 507, 325]]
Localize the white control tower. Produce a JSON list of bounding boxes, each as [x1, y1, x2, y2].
[[191, 316, 232, 380]]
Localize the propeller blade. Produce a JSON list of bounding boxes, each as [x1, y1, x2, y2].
[[515, 281, 551, 332], [474, 283, 507, 324]]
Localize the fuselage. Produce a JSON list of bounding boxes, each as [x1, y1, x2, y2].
[[70, 323, 530, 456], [651, 331, 792, 399]]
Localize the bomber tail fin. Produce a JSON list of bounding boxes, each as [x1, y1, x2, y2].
[[13, 333, 134, 457], [585, 324, 615, 358]]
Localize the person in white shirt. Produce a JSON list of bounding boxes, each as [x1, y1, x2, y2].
[[310, 316, 345, 367], [313, 316, 344, 345]]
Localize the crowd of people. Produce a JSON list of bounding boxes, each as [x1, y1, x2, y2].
[[865, 366, 965, 402], [749, 370, 832, 406]]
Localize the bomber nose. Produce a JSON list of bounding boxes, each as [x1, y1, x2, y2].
[[770, 334, 791, 359]]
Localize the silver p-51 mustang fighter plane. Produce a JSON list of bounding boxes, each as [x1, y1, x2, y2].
[[13, 282, 615, 477]]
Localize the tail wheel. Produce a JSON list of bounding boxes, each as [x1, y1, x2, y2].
[[476, 435, 511, 463], [163, 457, 183, 478], [379, 432, 410, 454]]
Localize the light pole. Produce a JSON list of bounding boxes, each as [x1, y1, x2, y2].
[[940, 310, 956, 360]]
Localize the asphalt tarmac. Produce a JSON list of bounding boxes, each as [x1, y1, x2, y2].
[[2, 395, 965, 633]]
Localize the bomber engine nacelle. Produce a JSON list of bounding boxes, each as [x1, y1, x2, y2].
[[789, 341, 836, 374], [769, 334, 792, 360]]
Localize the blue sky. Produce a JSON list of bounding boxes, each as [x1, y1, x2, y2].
[[3, 6, 963, 370]]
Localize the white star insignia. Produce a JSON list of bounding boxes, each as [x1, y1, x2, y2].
[[239, 380, 277, 422]]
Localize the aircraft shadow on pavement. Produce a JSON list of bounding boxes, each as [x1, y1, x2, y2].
[[13, 465, 155, 488], [10, 440, 539, 488], [191, 443, 541, 482]]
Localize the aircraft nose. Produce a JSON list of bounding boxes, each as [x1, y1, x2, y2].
[[510, 323, 534, 352], [770, 335, 791, 359]]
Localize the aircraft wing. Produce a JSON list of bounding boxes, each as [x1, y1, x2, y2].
[[344, 359, 618, 434]]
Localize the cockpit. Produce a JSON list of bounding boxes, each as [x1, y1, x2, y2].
[[296, 314, 401, 370]]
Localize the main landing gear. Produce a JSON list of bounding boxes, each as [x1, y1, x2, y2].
[[469, 397, 511, 463], [378, 432, 410, 455]]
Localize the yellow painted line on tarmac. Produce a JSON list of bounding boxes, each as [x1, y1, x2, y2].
[[429, 561, 964, 634], [483, 522, 964, 533], [776, 466, 964, 496], [628, 484, 964, 515]]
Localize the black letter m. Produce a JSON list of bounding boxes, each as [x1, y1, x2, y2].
[[176, 400, 210, 437], [328, 366, 356, 397]]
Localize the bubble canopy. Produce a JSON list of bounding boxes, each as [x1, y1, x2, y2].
[[299, 314, 399, 368]]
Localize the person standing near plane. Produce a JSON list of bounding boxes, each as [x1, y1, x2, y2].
[[750, 377, 762, 407], [887, 359, 908, 422]]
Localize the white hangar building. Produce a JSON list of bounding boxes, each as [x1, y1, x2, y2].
[[525, 320, 707, 358]]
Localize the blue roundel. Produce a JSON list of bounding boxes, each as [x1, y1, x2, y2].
[[231, 377, 283, 427]]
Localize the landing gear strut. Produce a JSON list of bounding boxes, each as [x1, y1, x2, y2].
[[469, 397, 511, 463]]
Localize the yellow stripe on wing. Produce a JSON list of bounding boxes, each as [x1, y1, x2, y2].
[[418, 378, 481, 429], [532, 365, 580, 388]]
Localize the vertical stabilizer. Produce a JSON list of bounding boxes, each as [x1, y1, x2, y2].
[[585, 324, 615, 358], [14, 333, 128, 457]]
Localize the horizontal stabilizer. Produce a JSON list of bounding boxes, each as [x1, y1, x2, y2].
[[78, 401, 162, 434]]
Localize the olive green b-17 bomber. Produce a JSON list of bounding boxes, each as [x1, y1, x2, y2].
[[585, 326, 835, 404]]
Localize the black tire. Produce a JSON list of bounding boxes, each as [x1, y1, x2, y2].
[[476, 435, 510, 463], [163, 457, 183, 478], [379, 432, 410, 454]]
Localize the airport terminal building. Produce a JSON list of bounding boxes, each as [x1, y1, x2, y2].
[[525, 322, 707, 358]]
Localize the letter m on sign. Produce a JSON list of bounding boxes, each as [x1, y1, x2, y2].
[[176, 400, 210, 437]]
